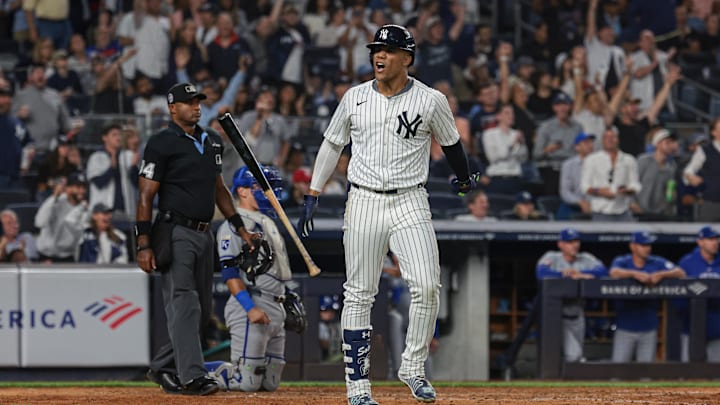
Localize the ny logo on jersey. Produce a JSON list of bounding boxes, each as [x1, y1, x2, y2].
[[396, 111, 423, 139], [379, 29, 388, 40]]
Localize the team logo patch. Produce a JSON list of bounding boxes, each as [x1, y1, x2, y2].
[[379, 28, 388, 40], [220, 235, 231, 250], [184, 84, 197, 93], [215, 154, 222, 165], [396, 111, 423, 139], [167, 93, 173, 103]]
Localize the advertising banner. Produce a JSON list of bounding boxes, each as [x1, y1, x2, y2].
[[0, 267, 20, 367], [19, 266, 149, 367]]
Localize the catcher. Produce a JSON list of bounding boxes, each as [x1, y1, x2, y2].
[[206, 165, 305, 392]]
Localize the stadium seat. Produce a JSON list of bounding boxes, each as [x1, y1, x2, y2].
[[424, 178, 451, 194], [4, 202, 41, 234], [0, 189, 31, 209], [536, 196, 561, 219], [429, 193, 465, 218], [486, 193, 516, 217]]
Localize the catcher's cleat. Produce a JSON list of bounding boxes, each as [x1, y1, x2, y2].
[[146, 369, 183, 395], [399, 374, 436, 403], [348, 394, 379, 405]]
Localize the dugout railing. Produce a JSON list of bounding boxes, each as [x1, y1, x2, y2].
[[539, 278, 720, 379]]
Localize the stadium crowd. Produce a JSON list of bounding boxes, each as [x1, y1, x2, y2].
[[0, 0, 720, 264]]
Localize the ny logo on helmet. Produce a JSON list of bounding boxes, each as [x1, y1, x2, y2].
[[379, 29, 388, 40], [396, 111, 423, 139]]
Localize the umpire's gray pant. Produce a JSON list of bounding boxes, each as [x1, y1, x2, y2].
[[150, 225, 214, 384]]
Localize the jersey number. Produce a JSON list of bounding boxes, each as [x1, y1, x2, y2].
[[140, 160, 156, 179]]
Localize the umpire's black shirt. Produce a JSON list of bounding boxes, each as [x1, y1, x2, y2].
[[140, 121, 224, 222]]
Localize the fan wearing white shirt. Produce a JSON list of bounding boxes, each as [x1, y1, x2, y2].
[[481, 104, 527, 195]]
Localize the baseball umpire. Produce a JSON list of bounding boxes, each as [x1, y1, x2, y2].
[[204, 165, 305, 391], [136, 82, 257, 396], [298, 24, 477, 404]]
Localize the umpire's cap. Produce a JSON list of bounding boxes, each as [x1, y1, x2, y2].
[[367, 24, 415, 65], [167, 82, 207, 104]]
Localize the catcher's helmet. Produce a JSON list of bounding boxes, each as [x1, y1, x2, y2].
[[232, 165, 284, 217], [367, 24, 415, 65]]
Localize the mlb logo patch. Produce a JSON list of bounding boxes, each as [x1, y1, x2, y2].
[[216, 154, 222, 165]]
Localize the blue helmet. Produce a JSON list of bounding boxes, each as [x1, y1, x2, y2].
[[319, 294, 341, 311], [231, 165, 284, 217]]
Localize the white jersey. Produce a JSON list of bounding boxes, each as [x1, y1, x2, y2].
[[323, 78, 460, 190]]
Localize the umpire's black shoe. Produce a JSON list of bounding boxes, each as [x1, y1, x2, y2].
[[182, 376, 220, 396], [146, 369, 183, 395]]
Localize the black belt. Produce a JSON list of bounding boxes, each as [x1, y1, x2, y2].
[[164, 211, 211, 233], [350, 182, 423, 195]]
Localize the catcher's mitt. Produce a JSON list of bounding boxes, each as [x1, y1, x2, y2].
[[282, 288, 307, 334]]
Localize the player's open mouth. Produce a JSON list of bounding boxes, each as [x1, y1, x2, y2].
[[375, 62, 385, 73]]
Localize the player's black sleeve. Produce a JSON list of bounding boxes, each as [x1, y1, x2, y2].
[[441, 141, 470, 181]]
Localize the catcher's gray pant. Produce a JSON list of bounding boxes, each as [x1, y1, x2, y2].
[[611, 329, 657, 363], [224, 294, 285, 391], [341, 187, 440, 397], [680, 334, 720, 362], [563, 315, 585, 362], [150, 225, 214, 384]]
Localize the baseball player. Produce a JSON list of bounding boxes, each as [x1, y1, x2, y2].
[[536, 228, 607, 362], [676, 225, 720, 361], [297, 24, 477, 405], [206, 165, 292, 392], [609, 231, 685, 363]]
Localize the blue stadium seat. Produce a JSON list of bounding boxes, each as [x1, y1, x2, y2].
[[429, 193, 465, 218], [486, 193, 516, 217], [536, 196, 561, 219], [0, 189, 31, 209]]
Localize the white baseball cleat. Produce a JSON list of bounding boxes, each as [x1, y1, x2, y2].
[[348, 393, 380, 405], [399, 374, 436, 403]]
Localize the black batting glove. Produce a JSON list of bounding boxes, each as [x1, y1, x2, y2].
[[450, 172, 482, 197]]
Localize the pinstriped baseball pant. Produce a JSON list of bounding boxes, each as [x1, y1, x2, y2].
[[341, 186, 440, 396]]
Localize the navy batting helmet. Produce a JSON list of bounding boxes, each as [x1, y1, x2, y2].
[[231, 165, 284, 217], [367, 24, 415, 65]]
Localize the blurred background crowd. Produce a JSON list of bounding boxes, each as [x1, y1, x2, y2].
[[1, 0, 720, 265]]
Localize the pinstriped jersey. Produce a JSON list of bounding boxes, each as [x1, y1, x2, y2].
[[216, 207, 292, 297], [323, 78, 460, 190]]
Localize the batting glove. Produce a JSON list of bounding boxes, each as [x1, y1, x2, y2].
[[298, 194, 318, 238], [450, 172, 482, 197]]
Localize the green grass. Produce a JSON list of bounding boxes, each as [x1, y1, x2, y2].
[[1, 381, 720, 389]]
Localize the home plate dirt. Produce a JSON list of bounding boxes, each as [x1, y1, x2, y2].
[[2, 386, 720, 404]]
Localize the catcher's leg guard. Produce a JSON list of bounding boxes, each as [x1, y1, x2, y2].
[[204, 361, 234, 391], [230, 358, 266, 392], [343, 328, 373, 397], [261, 355, 286, 392]]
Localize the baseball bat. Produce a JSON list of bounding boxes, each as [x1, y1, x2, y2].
[[218, 113, 321, 277]]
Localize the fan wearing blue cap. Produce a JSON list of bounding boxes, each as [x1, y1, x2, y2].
[[608, 231, 685, 363], [319, 294, 342, 361], [676, 225, 720, 361], [557, 133, 595, 219], [536, 228, 607, 362], [532, 90, 583, 196], [208, 164, 294, 392]]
